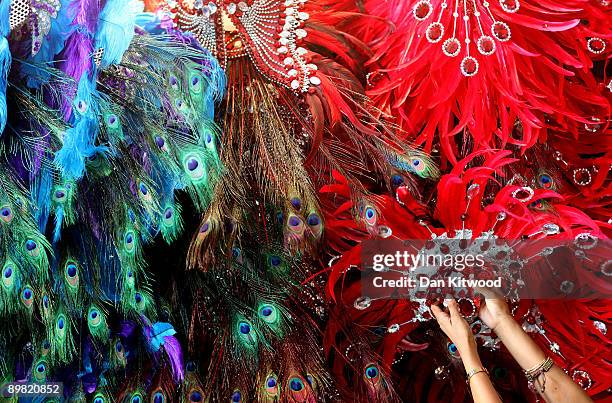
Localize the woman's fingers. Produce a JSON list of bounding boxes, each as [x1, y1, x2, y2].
[[431, 304, 451, 331], [446, 298, 461, 321]]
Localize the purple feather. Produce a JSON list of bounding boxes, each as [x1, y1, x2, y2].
[[162, 335, 184, 382], [117, 320, 137, 339], [58, 0, 101, 118]]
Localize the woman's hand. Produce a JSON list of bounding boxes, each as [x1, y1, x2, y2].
[[431, 299, 478, 363], [477, 295, 512, 332]]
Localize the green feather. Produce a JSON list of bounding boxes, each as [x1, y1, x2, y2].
[[87, 304, 110, 341]]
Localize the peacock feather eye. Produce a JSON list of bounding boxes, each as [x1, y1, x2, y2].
[[168, 74, 180, 90], [24, 239, 41, 258], [265, 374, 279, 396], [189, 390, 203, 402], [134, 292, 145, 309], [258, 304, 279, 324], [537, 173, 553, 189], [286, 214, 305, 234], [152, 391, 165, 403], [391, 174, 404, 187], [189, 71, 203, 94], [529, 199, 545, 210], [175, 98, 188, 113], [232, 247, 242, 263], [125, 268, 135, 287], [290, 197, 301, 210], [41, 294, 51, 319], [183, 153, 206, 182], [363, 206, 377, 226], [186, 361, 196, 373], [306, 212, 322, 237], [64, 261, 79, 288], [154, 135, 168, 151], [88, 306, 102, 327], [114, 339, 126, 362], [2, 261, 15, 289], [93, 394, 106, 403], [21, 286, 34, 308], [52, 187, 68, 203], [33, 360, 47, 382], [199, 220, 210, 235], [56, 314, 67, 334], [364, 364, 380, 380], [138, 181, 153, 203], [124, 230, 136, 254], [230, 390, 241, 403], [288, 377, 305, 392], [237, 320, 257, 346], [75, 98, 88, 114], [239, 321, 251, 334], [42, 339, 51, 355], [104, 113, 120, 129], [410, 158, 426, 174], [0, 204, 13, 223], [204, 130, 214, 149], [130, 392, 143, 403]]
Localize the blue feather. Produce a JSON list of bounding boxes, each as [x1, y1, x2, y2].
[[54, 75, 106, 179], [25, 0, 73, 88], [148, 322, 177, 352], [0, 0, 11, 135], [95, 0, 144, 68], [33, 167, 54, 231]]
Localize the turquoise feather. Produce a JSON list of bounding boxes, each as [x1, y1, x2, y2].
[[94, 0, 144, 68]]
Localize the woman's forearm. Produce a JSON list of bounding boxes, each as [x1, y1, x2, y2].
[[460, 349, 502, 403], [493, 314, 592, 403]]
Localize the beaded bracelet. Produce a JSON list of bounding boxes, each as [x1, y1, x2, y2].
[[524, 356, 554, 393], [466, 367, 489, 385]]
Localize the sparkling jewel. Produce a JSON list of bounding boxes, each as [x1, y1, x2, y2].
[[353, 296, 372, 310], [511, 186, 534, 202], [387, 324, 400, 333], [584, 117, 602, 132], [491, 21, 511, 41], [572, 168, 592, 186], [309, 76, 321, 85], [477, 36, 496, 55], [460, 56, 479, 76], [426, 22, 444, 43], [442, 38, 461, 57], [593, 320, 607, 335], [574, 232, 598, 250], [586, 37, 606, 54], [413, 0, 433, 21], [541, 223, 560, 235], [378, 225, 392, 238], [467, 183, 480, 197], [499, 0, 520, 13], [572, 370, 593, 390]]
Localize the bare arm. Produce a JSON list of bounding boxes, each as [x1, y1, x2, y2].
[[432, 300, 502, 403], [479, 298, 593, 403]]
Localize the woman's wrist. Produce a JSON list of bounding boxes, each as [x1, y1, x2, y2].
[[460, 346, 483, 371], [490, 312, 515, 334]]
